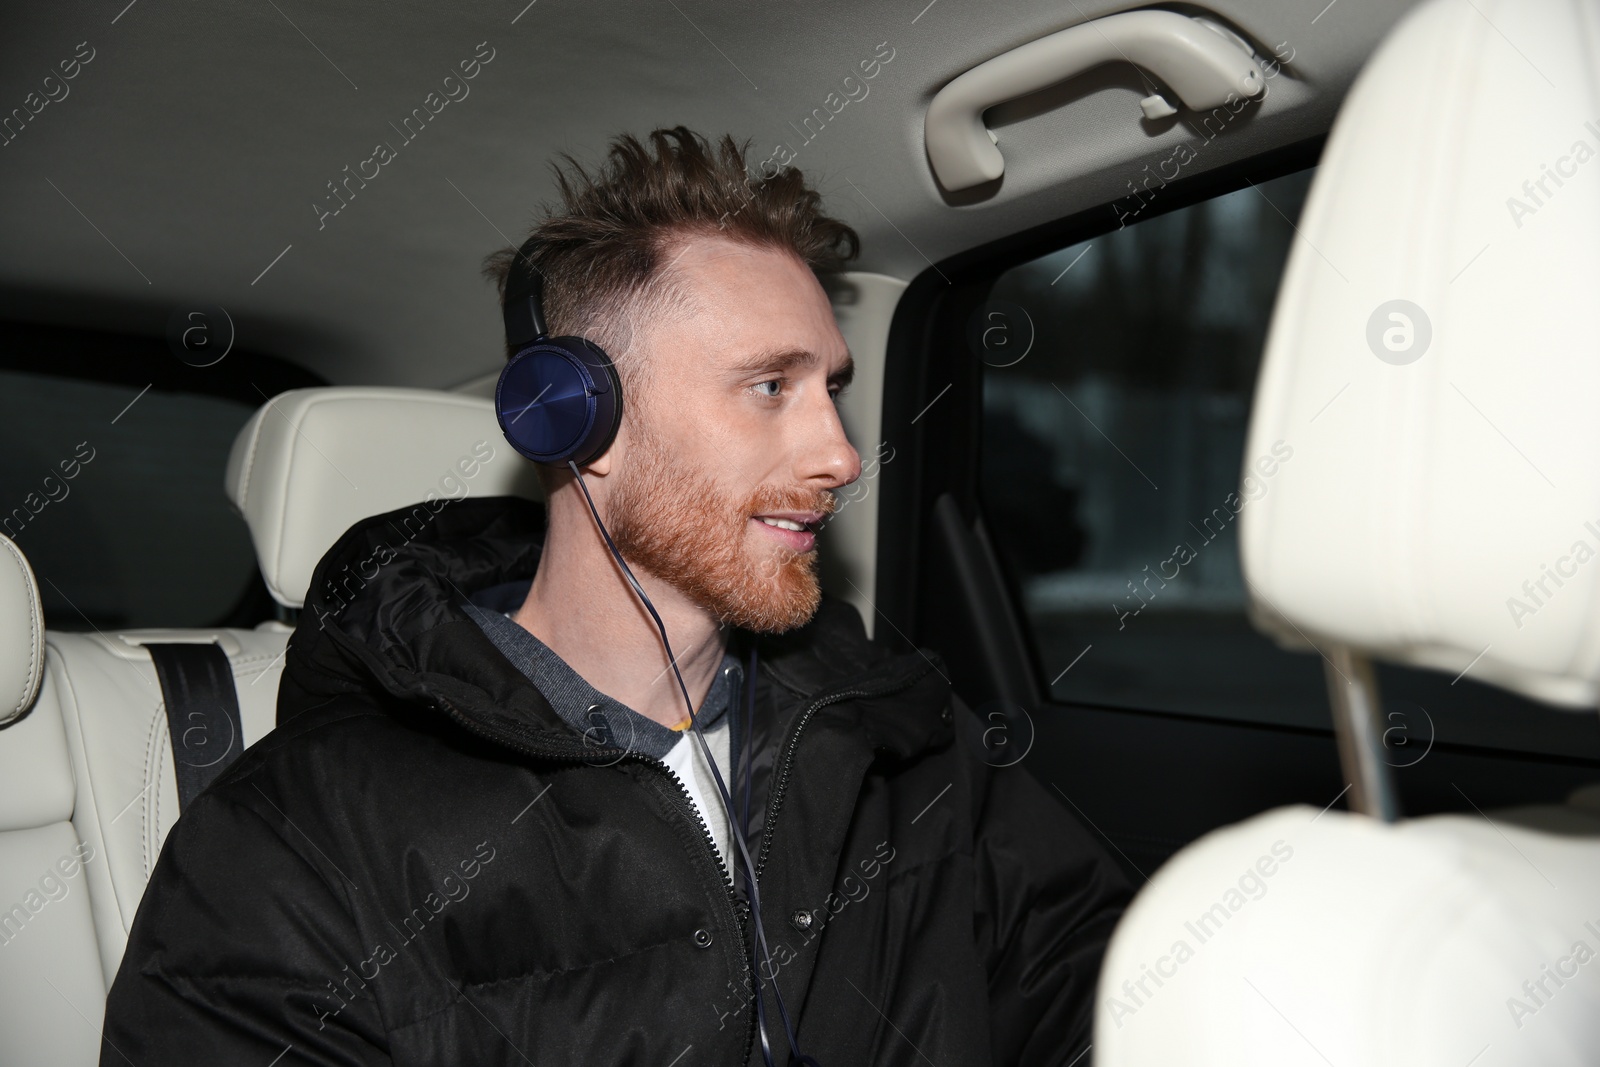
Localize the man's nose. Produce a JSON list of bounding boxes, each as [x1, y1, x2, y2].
[[802, 395, 862, 490]]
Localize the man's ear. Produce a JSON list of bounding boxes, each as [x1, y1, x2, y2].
[[583, 404, 638, 478], [584, 421, 623, 477]]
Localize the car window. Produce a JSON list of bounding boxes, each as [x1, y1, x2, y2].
[[977, 169, 1600, 760], [0, 369, 258, 630], [0, 325, 323, 631]]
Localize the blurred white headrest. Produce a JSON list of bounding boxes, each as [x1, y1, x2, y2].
[[0, 534, 45, 727], [1095, 803, 1600, 1066], [1241, 0, 1600, 709], [225, 387, 541, 609]]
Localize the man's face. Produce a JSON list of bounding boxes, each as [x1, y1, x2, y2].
[[604, 234, 861, 633]]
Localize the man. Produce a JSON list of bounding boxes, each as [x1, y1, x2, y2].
[[103, 127, 1130, 1065]]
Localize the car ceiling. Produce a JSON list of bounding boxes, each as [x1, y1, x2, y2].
[[0, 0, 1416, 390]]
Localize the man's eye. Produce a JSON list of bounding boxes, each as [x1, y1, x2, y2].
[[755, 379, 783, 398]]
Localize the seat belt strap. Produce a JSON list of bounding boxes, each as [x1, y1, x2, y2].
[[146, 642, 246, 811]]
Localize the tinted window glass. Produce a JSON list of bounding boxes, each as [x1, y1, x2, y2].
[[0, 324, 321, 631], [979, 170, 1600, 760], [0, 369, 259, 629]]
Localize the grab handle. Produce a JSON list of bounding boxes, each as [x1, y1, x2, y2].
[[925, 10, 1264, 191]]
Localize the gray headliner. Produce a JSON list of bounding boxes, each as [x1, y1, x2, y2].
[[0, 0, 1415, 387]]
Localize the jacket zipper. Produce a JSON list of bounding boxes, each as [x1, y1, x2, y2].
[[635, 751, 758, 1066], [754, 660, 936, 884], [432, 695, 759, 1064]]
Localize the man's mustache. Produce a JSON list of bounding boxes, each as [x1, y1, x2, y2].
[[743, 485, 837, 522]]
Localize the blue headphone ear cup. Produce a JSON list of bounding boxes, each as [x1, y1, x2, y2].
[[495, 337, 623, 466], [572, 338, 623, 465]]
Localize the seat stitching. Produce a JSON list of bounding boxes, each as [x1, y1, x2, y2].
[[143, 700, 163, 882], [48, 646, 111, 927], [234, 403, 266, 513], [269, 397, 302, 605], [2, 536, 42, 720], [231, 648, 288, 677], [235, 400, 289, 602], [153, 710, 163, 872]]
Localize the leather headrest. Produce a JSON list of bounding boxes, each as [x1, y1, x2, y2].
[[1240, 0, 1600, 708], [225, 387, 542, 609], [0, 534, 45, 727]]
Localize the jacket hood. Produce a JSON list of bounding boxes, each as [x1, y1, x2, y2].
[[280, 495, 953, 763]]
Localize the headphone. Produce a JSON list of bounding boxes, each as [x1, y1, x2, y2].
[[495, 243, 820, 1067], [495, 241, 623, 467]]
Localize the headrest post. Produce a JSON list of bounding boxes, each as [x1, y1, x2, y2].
[[1324, 646, 1400, 822]]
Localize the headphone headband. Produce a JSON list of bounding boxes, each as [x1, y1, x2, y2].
[[502, 238, 548, 347]]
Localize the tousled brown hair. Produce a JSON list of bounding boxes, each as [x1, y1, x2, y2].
[[481, 126, 859, 387]]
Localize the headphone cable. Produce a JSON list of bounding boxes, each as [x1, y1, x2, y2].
[[568, 461, 818, 1067]]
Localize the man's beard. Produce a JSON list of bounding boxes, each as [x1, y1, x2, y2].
[[605, 423, 836, 633]]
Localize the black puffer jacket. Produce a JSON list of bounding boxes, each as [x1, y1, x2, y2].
[[102, 496, 1130, 1066]]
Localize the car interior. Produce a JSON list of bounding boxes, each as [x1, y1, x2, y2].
[[3, 0, 1599, 1063]]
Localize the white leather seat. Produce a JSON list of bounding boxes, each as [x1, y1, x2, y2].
[[0, 386, 539, 1066], [1095, 0, 1600, 1063], [0, 536, 287, 1067], [0, 535, 102, 1067]]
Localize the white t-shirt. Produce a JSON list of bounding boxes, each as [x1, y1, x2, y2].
[[660, 714, 734, 868]]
